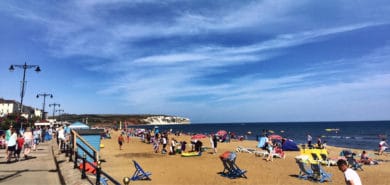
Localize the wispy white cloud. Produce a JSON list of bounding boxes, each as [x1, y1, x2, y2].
[[1, 0, 390, 121]]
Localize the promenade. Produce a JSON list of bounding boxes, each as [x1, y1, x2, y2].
[[0, 139, 92, 185]]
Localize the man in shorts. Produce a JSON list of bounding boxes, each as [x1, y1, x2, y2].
[[337, 159, 362, 185]]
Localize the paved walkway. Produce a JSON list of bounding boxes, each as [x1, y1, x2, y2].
[[0, 140, 93, 185], [0, 140, 61, 185]]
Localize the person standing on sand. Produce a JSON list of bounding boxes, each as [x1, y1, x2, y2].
[[209, 134, 214, 153], [212, 134, 218, 154], [378, 138, 388, 155], [317, 136, 322, 149], [118, 134, 124, 150], [265, 138, 274, 162], [337, 159, 362, 185], [126, 130, 131, 143], [307, 134, 312, 148], [153, 136, 159, 153], [161, 134, 168, 154]]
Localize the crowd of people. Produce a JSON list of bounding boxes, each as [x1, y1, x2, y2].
[[117, 127, 230, 156], [0, 123, 76, 163], [1, 124, 55, 163]]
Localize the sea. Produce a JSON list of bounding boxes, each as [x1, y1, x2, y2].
[[127, 121, 390, 151]]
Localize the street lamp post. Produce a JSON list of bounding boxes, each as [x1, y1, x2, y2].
[[36, 93, 53, 120], [9, 62, 41, 129], [49, 103, 60, 119]]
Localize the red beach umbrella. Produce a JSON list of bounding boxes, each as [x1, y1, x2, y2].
[[216, 130, 227, 136], [268, 134, 283, 140], [191, 134, 207, 140]]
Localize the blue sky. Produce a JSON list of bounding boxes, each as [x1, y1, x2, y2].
[[1, 0, 390, 123]]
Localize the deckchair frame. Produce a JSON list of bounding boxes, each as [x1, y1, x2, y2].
[[295, 159, 313, 180], [346, 156, 363, 171], [130, 160, 152, 181], [220, 158, 247, 179], [310, 163, 332, 183]]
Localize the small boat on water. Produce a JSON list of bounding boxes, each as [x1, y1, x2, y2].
[[325, 128, 340, 132]]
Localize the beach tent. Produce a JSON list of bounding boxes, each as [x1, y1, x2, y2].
[[216, 130, 227, 136], [257, 136, 267, 148], [282, 139, 299, 151], [69, 121, 90, 129]]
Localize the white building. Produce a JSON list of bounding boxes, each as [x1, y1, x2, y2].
[[0, 98, 41, 118]]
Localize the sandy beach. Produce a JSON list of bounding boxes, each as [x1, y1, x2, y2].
[[99, 131, 390, 185]]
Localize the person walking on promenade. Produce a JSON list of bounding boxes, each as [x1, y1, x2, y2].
[[6, 128, 17, 163], [337, 159, 362, 185], [57, 126, 65, 153], [5, 125, 12, 158], [23, 127, 33, 159], [33, 127, 40, 151], [41, 126, 46, 143], [118, 134, 124, 150]]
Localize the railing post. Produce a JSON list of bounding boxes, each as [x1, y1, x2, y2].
[[65, 143, 69, 157], [81, 153, 87, 179], [96, 161, 101, 185], [74, 151, 78, 169], [123, 177, 130, 185], [69, 143, 73, 162]]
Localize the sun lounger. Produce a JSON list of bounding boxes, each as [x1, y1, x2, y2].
[[311, 153, 331, 166], [236, 146, 256, 153], [258, 149, 285, 159], [254, 150, 269, 157], [130, 160, 152, 181]]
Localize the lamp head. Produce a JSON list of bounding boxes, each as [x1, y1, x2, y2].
[[36, 95, 39, 98], [50, 94, 53, 98], [9, 65, 15, 71], [35, 66, 41, 72]]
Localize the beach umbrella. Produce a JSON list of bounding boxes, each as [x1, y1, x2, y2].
[[269, 134, 283, 140], [216, 130, 227, 136], [191, 134, 207, 140]]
